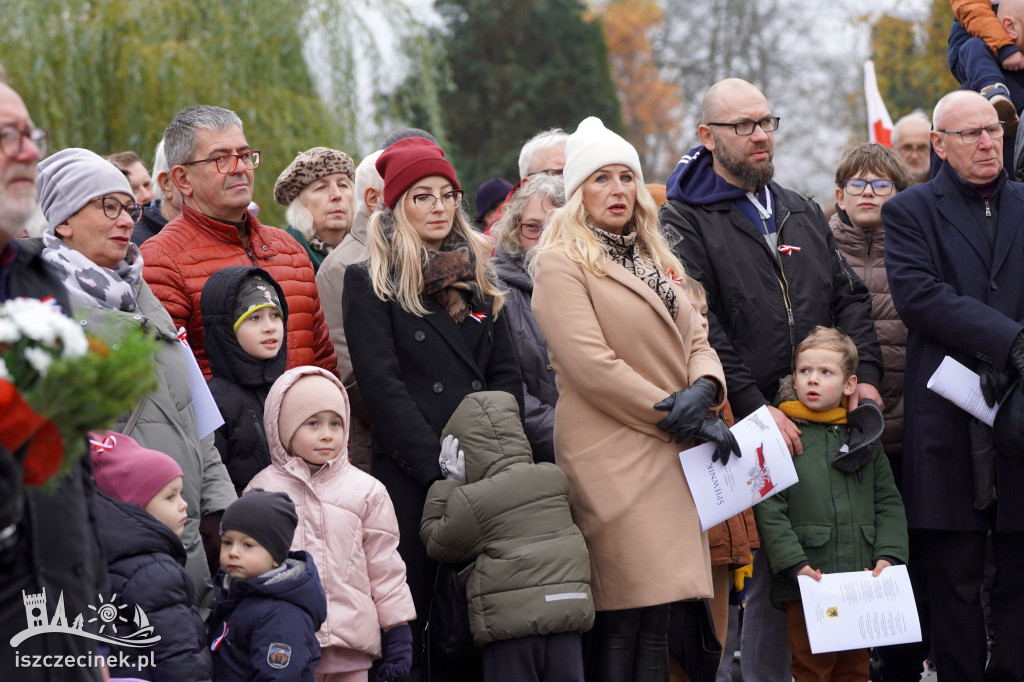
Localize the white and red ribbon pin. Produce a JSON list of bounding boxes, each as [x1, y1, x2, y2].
[[778, 244, 802, 256], [666, 270, 684, 285], [89, 434, 118, 455], [468, 312, 487, 323]]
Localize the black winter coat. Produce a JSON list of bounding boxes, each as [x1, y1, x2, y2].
[[660, 188, 882, 419], [491, 248, 557, 464], [131, 205, 169, 248], [201, 266, 287, 495], [94, 492, 211, 681], [1, 242, 108, 681], [342, 261, 524, 666], [209, 552, 326, 682]]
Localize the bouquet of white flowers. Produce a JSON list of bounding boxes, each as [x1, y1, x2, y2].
[[0, 297, 156, 487]]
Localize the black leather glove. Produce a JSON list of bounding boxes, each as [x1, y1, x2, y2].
[[654, 378, 717, 443], [979, 362, 1012, 408], [696, 417, 741, 466], [1011, 332, 1024, 381]]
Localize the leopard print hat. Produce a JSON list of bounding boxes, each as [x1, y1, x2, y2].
[[273, 146, 355, 206]]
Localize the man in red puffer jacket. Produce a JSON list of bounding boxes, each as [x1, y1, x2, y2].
[[141, 105, 337, 378]]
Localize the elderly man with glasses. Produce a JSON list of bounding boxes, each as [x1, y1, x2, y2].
[[659, 77, 883, 682], [140, 105, 337, 378], [883, 90, 1024, 682]]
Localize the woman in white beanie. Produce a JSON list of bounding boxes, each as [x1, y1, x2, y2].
[[531, 117, 737, 681], [29, 147, 237, 621]]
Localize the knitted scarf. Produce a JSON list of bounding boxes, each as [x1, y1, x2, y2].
[[778, 399, 848, 425], [422, 231, 480, 323], [41, 230, 143, 312], [307, 236, 335, 259], [591, 224, 678, 319]]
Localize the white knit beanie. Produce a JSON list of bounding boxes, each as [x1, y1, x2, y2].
[[562, 117, 643, 199]]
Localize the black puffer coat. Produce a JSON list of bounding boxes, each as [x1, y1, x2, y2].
[[201, 266, 288, 495], [95, 492, 211, 681], [492, 248, 558, 463]]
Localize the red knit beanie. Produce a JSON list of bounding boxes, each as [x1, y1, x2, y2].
[[89, 431, 184, 507], [376, 137, 460, 209]]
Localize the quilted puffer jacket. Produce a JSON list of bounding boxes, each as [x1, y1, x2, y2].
[[248, 366, 416, 672], [420, 391, 594, 646], [140, 204, 337, 378]]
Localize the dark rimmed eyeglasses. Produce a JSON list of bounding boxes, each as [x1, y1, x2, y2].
[[0, 125, 48, 159], [706, 116, 781, 136], [526, 168, 564, 178], [92, 196, 144, 222], [408, 189, 464, 211], [180, 151, 261, 174], [935, 122, 1004, 144], [842, 178, 895, 196]]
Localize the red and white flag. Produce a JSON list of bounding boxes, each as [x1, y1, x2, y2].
[[864, 60, 893, 148]]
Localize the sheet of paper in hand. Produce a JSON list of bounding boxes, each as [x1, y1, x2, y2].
[[679, 405, 798, 531]]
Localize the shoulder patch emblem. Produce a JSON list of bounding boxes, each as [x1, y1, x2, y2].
[[267, 642, 292, 669]]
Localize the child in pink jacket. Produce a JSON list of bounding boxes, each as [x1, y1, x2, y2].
[[248, 366, 416, 682]]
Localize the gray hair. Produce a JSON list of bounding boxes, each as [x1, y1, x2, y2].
[[892, 110, 931, 149], [162, 105, 244, 168], [355, 149, 384, 217], [518, 129, 568, 179], [284, 199, 315, 241], [151, 139, 169, 201], [492, 173, 565, 257]]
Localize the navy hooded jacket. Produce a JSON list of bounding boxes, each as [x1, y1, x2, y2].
[[209, 551, 327, 681]]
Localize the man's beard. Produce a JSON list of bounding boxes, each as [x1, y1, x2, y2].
[[713, 132, 775, 190], [0, 194, 38, 240]]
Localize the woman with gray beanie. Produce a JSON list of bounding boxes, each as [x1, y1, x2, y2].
[[531, 118, 737, 681], [274, 146, 356, 272], [32, 147, 237, 621]]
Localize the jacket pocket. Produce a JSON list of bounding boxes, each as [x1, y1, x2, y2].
[[859, 524, 877, 568], [792, 523, 833, 569]]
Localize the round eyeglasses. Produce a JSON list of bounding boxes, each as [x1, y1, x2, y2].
[[92, 196, 144, 222]]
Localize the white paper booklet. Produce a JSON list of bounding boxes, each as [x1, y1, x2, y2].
[[926, 355, 998, 425], [178, 327, 225, 439], [679, 405, 798, 532], [797, 565, 922, 654]]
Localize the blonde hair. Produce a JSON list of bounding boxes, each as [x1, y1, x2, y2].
[[794, 326, 858, 380], [530, 180, 685, 278], [367, 189, 504, 317]]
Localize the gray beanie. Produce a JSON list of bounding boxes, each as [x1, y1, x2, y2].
[[562, 117, 643, 199], [37, 148, 134, 228]]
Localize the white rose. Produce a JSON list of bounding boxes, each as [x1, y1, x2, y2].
[[24, 346, 54, 376]]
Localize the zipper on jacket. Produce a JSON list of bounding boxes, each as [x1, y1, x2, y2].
[[774, 211, 797, 348], [835, 249, 858, 293], [985, 201, 996, 255], [250, 409, 266, 441], [866, 232, 873, 258], [245, 244, 257, 266]]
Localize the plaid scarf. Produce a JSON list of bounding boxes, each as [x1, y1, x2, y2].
[[422, 232, 480, 323]]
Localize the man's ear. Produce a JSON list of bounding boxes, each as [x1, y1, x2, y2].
[[930, 130, 947, 160], [170, 165, 194, 198], [698, 124, 715, 150], [1003, 16, 1019, 43], [364, 187, 382, 214]]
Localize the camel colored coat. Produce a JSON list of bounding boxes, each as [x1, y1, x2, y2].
[[532, 249, 726, 611]]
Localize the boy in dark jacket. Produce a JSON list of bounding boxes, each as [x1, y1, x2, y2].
[[210, 489, 326, 682], [753, 327, 908, 681], [420, 391, 594, 682], [201, 267, 288, 495], [88, 432, 212, 681]]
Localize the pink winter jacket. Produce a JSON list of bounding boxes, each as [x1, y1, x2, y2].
[[247, 366, 416, 673]]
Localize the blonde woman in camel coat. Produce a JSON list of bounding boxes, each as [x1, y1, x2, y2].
[[532, 117, 734, 682]]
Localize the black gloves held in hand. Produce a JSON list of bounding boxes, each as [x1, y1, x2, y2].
[[979, 362, 1012, 408], [654, 378, 717, 444], [697, 417, 742, 466]]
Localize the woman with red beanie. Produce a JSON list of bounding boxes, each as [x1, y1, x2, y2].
[[341, 137, 524, 681]]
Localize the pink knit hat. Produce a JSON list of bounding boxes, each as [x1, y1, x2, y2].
[[89, 432, 183, 507], [277, 372, 349, 450]]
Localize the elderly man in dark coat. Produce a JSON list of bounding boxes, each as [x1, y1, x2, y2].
[[883, 89, 1024, 682]]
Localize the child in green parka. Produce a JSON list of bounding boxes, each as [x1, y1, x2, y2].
[[753, 326, 909, 681]]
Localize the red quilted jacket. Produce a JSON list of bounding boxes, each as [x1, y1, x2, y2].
[[141, 205, 338, 378]]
